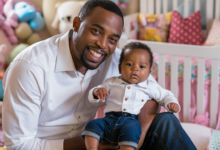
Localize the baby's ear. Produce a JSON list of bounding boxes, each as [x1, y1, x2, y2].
[[118, 64, 121, 74]]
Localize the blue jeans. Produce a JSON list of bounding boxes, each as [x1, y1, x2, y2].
[[139, 112, 197, 150], [81, 112, 141, 148]]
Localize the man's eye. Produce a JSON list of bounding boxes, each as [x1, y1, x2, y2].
[[92, 29, 101, 35], [126, 63, 132, 66], [140, 65, 145, 68], [109, 38, 117, 44]]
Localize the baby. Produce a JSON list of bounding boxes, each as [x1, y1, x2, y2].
[[81, 42, 180, 150]]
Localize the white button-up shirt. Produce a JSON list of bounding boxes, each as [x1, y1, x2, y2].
[[2, 30, 124, 150], [88, 76, 180, 115]]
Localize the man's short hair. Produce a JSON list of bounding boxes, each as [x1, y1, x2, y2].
[[78, 0, 124, 26], [119, 42, 154, 69]]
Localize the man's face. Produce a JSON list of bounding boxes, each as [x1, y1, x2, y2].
[[73, 7, 123, 70]]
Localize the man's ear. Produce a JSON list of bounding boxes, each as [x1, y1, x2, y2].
[[73, 16, 81, 32], [118, 64, 121, 74]]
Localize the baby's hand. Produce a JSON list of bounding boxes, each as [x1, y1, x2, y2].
[[167, 103, 179, 113], [93, 88, 109, 102]]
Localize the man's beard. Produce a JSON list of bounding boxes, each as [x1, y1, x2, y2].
[[80, 45, 107, 70]]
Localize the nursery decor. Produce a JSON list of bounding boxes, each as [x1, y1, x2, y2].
[[8, 43, 29, 64], [168, 10, 203, 45], [204, 20, 220, 46], [0, 44, 8, 71], [138, 12, 172, 42], [51, 1, 86, 34]]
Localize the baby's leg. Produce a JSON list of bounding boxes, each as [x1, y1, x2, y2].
[[85, 135, 99, 150], [120, 145, 135, 150]]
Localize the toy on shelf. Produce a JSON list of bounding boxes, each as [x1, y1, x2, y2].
[[111, 0, 129, 8], [3, 0, 41, 28], [12, 1, 45, 45], [0, 0, 18, 44], [51, 1, 86, 34]]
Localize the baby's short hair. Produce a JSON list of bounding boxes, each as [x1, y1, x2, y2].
[[119, 42, 154, 69]]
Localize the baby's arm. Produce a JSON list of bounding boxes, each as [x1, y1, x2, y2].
[[93, 88, 109, 102], [148, 81, 180, 113], [88, 78, 111, 104]]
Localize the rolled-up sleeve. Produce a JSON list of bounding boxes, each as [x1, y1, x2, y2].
[[2, 60, 63, 150]]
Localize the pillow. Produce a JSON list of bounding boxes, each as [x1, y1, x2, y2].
[[168, 10, 203, 45], [204, 20, 220, 46], [208, 130, 220, 150], [138, 12, 172, 42]]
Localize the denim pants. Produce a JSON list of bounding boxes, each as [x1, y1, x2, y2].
[[139, 112, 197, 150], [81, 112, 142, 148]]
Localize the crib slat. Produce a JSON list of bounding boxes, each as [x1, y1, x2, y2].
[[197, 58, 205, 114], [206, 0, 214, 34], [195, 0, 200, 11], [184, 0, 189, 18], [173, 0, 178, 11], [148, 0, 154, 14], [140, 0, 147, 14], [158, 54, 165, 88], [171, 55, 179, 120], [215, 0, 220, 20], [171, 56, 178, 98], [210, 59, 219, 128], [183, 57, 191, 122], [156, 0, 161, 15], [163, 0, 168, 14]]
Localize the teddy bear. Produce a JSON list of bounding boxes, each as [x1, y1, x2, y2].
[[51, 1, 86, 34]]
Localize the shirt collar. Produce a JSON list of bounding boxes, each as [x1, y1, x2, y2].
[[55, 29, 101, 72], [112, 75, 156, 88]]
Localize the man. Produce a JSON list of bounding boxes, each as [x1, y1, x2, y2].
[[2, 0, 196, 150]]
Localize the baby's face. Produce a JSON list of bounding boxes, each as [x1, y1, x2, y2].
[[119, 48, 151, 84]]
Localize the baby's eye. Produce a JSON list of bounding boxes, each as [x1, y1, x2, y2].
[[126, 63, 132, 66], [140, 65, 145, 68]]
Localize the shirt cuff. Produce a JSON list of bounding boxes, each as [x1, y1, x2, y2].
[[45, 139, 64, 150], [88, 87, 101, 103]]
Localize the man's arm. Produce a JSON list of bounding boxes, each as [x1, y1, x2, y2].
[[3, 61, 63, 150], [137, 100, 159, 149]]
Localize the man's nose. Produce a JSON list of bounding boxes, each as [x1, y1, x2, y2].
[[96, 36, 108, 49]]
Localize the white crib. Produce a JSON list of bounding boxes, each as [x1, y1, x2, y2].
[[118, 0, 220, 129]]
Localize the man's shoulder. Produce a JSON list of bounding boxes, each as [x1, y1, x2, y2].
[[12, 34, 62, 68]]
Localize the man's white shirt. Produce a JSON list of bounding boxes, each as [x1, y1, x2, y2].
[[2, 30, 166, 150], [88, 76, 180, 115]]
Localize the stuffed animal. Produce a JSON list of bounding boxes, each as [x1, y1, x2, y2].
[[3, 0, 41, 28], [111, 0, 128, 8], [51, 1, 86, 34], [192, 113, 210, 127], [8, 43, 29, 64], [14, 1, 45, 31]]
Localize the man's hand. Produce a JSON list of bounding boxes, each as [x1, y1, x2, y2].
[[167, 103, 179, 113], [93, 88, 109, 102], [98, 141, 119, 150]]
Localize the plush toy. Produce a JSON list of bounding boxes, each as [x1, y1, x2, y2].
[[3, 0, 41, 28], [0, 44, 8, 70], [192, 113, 210, 127], [111, 0, 129, 8], [51, 1, 86, 34], [8, 43, 29, 64], [14, 1, 45, 31]]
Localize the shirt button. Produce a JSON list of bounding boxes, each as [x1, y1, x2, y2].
[[142, 99, 144, 102], [127, 86, 130, 89], [78, 116, 81, 119], [123, 108, 126, 111], [125, 98, 128, 101]]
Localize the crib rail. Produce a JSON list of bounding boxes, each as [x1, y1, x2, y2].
[[119, 0, 220, 129]]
